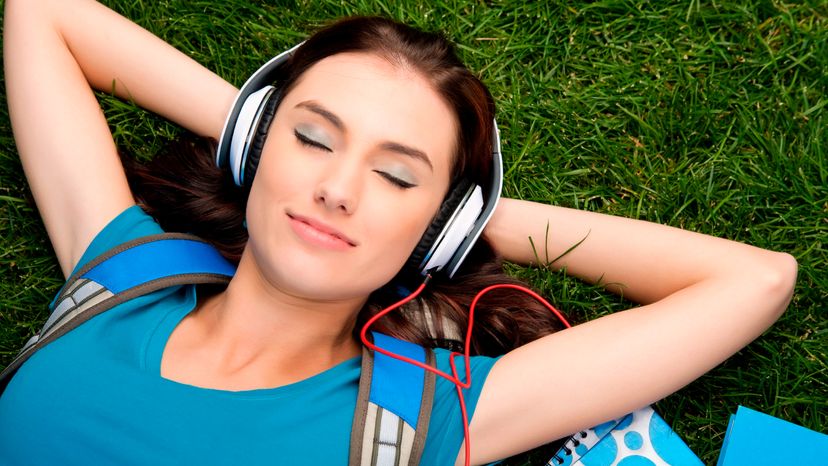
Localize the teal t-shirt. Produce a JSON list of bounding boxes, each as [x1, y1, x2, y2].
[[0, 205, 499, 465]]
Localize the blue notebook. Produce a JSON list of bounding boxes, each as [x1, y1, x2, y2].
[[716, 405, 828, 465], [547, 406, 704, 466]]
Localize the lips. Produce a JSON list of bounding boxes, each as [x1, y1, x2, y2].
[[287, 212, 358, 248]]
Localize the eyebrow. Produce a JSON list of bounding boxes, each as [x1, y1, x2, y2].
[[294, 100, 434, 171], [296, 101, 344, 131], [379, 142, 433, 171]]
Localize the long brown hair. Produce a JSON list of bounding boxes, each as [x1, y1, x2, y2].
[[122, 16, 565, 356]]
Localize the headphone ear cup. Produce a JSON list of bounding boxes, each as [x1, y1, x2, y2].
[[403, 179, 473, 278], [242, 90, 283, 187]]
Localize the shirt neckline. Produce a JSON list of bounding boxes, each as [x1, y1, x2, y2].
[[144, 285, 361, 399]]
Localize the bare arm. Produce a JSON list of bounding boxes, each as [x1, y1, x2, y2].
[[466, 198, 797, 464], [4, 0, 235, 276], [486, 197, 794, 304]]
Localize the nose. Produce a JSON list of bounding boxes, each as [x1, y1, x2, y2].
[[314, 160, 362, 214]]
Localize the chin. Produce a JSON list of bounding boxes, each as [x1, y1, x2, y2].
[[271, 253, 396, 302], [278, 273, 383, 304], [247, 227, 409, 302]]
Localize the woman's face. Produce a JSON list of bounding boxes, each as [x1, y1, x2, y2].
[[244, 52, 456, 301]]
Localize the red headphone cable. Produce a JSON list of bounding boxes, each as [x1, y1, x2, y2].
[[360, 276, 572, 466]]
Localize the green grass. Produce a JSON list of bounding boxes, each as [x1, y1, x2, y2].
[[1, 1, 826, 464]]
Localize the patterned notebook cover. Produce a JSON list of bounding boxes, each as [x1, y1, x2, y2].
[[547, 406, 704, 466]]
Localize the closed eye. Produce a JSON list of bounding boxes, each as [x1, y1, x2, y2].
[[294, 129, 332, 152], [374, 170, 416, 189]]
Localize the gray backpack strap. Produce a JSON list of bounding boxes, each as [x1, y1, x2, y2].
[[0, 233, 235, 389], [350, 333, 437, 466]]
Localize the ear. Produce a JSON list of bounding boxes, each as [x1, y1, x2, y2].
[[225, 85, 276, 186], [242, 89, 283, 187], [404, 180, 482, 276], [216, 43, 303, 184]]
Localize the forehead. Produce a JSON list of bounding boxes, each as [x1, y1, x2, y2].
[[280, 53, 457, 176]]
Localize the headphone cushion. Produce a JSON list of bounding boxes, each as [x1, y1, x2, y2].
[[403, 178, 473, 277], [243, 90, 282, 187]]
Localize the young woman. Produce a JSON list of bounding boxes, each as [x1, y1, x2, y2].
[[0, 0, 797, 465]]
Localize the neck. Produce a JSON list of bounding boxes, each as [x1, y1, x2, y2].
[[169, 247, 366, 389]]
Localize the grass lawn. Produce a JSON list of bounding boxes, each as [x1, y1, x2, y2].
[[1, 1, 825, 464]]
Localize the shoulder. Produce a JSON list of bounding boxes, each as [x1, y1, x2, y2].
[[67, 204, 164, 276], [431, 349, 501, 417], [432, 349, 500, 390], [422, 349, 502, 463]]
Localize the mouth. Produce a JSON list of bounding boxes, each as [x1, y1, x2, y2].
[[286, 212, 358, 249]]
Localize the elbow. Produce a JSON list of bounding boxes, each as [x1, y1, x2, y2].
[[756, 251, 798, 321]]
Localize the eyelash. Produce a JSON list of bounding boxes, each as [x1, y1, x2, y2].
[[295, 129, 331, 152], [374, 171, 416, 189], [294, 129, 416, 190]]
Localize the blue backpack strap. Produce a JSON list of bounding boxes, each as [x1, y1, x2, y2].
[[0, 233, 235, 389], [350, 332, 436, 466]]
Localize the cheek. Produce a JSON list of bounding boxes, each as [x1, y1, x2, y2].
[[249, 138, 316, 209], [361, 191, 441, 270], [244, 149, 308, 248]]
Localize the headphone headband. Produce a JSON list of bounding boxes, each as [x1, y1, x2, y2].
[[216, 44, 503, 280]]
